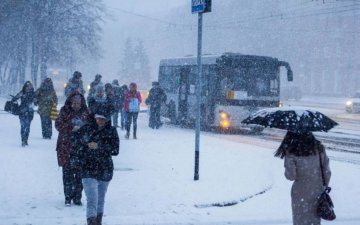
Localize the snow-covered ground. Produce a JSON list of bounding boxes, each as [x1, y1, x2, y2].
[[0, 97, 359, 225]]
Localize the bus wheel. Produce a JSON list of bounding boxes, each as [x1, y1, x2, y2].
[[168, 100, 176, 124]]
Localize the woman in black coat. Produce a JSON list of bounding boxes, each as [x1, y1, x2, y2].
[[13, 81, 35, 146], [71, 113, 119, 225]]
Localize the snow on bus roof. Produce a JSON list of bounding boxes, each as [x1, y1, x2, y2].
[[159, 53, 279, 66], [159, 54, 220, 66]]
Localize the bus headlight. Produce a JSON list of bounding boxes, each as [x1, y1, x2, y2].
[[220, 111, 229, 119], [219, 111, 230, 129], [346, 100, 353, 107], [220, 120, 230, 129]]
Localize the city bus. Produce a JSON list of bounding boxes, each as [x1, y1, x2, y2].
[[158, 53, 293, 131]]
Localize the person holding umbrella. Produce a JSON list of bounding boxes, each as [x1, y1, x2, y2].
[[242, 107, 336, 225], [275, 131, 331, 225]]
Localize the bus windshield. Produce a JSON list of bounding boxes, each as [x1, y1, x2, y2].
[[219, 63, 279, 99]]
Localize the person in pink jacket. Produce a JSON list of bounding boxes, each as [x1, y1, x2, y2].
[[123, 82, 142, 139]]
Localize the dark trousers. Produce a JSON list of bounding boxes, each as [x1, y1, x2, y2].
[[149, 105, 162, 129], [40, 114, 52, 138], [125, 112, 138, 135], [120, 109, 126, 129], [19, 113, 33, 143], [62, 165, 83, 201]]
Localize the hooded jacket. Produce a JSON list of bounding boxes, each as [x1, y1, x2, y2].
[[123, 83, 142, 112], [55, 93, 89, 167], [35, 78, 58, 116]]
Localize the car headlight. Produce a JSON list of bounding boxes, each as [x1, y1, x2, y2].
[[346, 100, 353, 107], [278, 102, 284, 107]]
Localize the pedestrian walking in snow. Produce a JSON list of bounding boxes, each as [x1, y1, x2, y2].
[[111, 79, 122, 127], [55, 93, 89, 206], [12, 81, 35, 147], [105, 82, 116, 124], [87, 74, 103, 103], [145, 81, 167, 129], [275, 131, 331, 225], [88, 84, 114, 122], [70, 113, 119, 225], [35, 78, 58, 139], [64, 71, 85, 98], [124, 82, 142, 139], [119, 84, 128, 130]]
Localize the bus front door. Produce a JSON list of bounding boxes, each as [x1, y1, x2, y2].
[[178, 69, 189, 123]]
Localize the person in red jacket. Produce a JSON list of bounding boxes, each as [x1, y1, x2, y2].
[[123, 82, 142, 139], [55, 92, 89, 206]]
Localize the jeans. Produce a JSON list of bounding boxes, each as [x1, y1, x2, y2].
[[82, 178, 110, 218], [120, 109, 126, 129], [40, 114, 52, 138], [112, 110, 119, 127], [19, 112, 33, 143]]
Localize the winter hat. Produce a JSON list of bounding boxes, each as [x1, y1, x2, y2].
[[95, 74, 102, 81], [95, 84, 105, 92], [73, 71, 82, 79], [95, 114, 107, 120], [112, 79, 119, 86]]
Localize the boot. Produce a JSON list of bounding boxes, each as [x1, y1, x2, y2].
[[65, 197, 71, 206], [87, 217, 97, 225], [73, 198, 82, 206], [96, 213, 103, 225], [133, 126, 137, 139], [125, 131, 130, 139]]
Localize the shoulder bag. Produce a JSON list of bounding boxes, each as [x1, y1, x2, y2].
[[317, 151, 336, 221]]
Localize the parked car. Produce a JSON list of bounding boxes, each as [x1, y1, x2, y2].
[[345, 91, 360, 113], [281, 85, 302, 101]]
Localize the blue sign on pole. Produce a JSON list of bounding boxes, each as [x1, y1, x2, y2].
[[191, 0, 205, 14]]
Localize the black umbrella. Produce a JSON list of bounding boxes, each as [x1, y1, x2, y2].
[[242, 107, 338, 132]]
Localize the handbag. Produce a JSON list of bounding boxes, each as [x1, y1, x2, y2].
[[50, 104, 58, 120], [317, 152, 336, 221], [4, 100, 20, 116]]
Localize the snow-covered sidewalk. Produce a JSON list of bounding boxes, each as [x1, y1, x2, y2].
[[0, 106, 359, 225]]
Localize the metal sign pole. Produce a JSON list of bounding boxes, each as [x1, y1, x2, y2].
[[194, 12, 203, 181]]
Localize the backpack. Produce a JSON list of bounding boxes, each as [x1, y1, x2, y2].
[[129, 98, 139, 112]]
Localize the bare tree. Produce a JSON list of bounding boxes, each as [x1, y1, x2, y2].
[[0, 0, 105, 93]]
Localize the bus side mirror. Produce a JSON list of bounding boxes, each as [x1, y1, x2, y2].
[[287, 70, 293, 81]]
